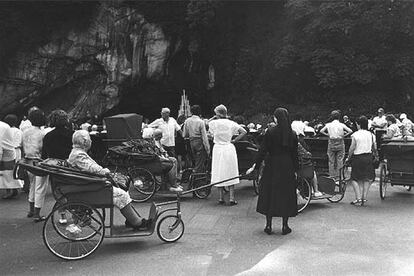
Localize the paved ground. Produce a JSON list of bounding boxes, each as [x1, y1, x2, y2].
[[1, 178, 414, 276]]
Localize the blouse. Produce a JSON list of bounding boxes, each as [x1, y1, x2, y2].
[[352, 130, 375, 155], [208, 119, 241, 145]]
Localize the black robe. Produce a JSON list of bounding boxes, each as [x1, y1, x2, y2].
[[255, 126, 299, 217]]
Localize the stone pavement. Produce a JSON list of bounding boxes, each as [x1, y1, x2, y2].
[[1, 179, 414, 276]]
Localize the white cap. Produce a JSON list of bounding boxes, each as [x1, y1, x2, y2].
[[161, 107, 170, 113], [400, 113, 407, 120]]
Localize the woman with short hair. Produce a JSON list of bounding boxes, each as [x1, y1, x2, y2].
[[346, 116, 376, 206], [42, 110, 73, 160], [384, 114, 402, 139], [68, 130, 149, 230], [208, 104, 247, 205]]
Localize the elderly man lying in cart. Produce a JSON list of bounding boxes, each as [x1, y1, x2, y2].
[[67, 130, 151, 231]]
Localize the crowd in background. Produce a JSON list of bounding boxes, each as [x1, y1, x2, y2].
[[1, 104, 414, 233]]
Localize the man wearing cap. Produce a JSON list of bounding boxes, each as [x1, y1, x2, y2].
[[148, 107, 182, 157], [183, 105, 210, 173], [320, 110, 353, 180], [400, 113, 414, 137]]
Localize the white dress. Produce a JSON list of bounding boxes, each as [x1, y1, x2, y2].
[[209, 119, 241, 187], [0, 123, 22, 189]]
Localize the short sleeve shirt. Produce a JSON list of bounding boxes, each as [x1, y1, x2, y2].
[[208, 119, 241, 145], [149, 117, 180, 147], [325, 120, 348, 139], [352, 130, 374, 155]]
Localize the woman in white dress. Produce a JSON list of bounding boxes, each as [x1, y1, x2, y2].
[[208, 105, 247, 205], [0, 115, 23, 199]]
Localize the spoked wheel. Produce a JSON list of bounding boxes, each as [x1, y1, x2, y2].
[[157, 215, 184, 243], [253, 163, 264, 195], [43, 202, 104, 260], [379, 163, 387, 200], [128, 168, 156, 202], [327, 179, 346, 203], [297, 177, 311, 213], [192, 173, 211, 199]]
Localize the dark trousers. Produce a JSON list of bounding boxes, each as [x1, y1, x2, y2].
[[164, 146, 176, 158], [190, 138, 208, 173]]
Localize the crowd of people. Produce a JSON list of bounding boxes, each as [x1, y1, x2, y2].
[[0, 104, 413, 236]]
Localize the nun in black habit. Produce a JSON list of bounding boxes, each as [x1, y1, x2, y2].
[[247, 107, 299, 235]]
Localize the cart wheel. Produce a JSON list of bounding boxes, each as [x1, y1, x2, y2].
[[327, 179, 346, 203], [253, 164, 264, 195], [43, 202, 104, 260], [193, 173, 211, 199], [379, 163, 387, 200], [128, 168, 156, 202], [297, 177, 311, 213], [157, 215, 184, 243]]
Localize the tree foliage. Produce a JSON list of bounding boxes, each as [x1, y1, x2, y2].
[[274, 0, 414, 114]]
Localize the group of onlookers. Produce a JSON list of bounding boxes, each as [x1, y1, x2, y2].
[[1, 104, 413, 236], [0, 107, 73, 221]]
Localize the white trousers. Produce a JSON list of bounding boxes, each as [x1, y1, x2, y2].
[[28, 172, 49, 208]]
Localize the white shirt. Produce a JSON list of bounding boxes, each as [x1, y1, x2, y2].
[[372, 115, 387, 130], [384, 123, 402, 139], [208, 119, 241, 145], [352, 130, 375, 155], [304, 125, 316, 135], [324, 120, 349, 139], [0, 121, 15, 160], [149, 117, 180, 147], [291, 120, 306, 136], [401, 118, 414, 136], [19, 119, 32, 132]]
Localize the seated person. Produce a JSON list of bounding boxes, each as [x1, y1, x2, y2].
[[152, 129, 183, 192], [68, 130, 149, 230], [298, 141, 323, 197], [383, 114, 402, 139]]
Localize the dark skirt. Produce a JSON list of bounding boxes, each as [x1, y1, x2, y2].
[[351, 153, 375, 181], [257, 153, 297, 218]]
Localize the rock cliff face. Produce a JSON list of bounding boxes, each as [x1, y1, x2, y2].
[[0, 3, 180, 120]]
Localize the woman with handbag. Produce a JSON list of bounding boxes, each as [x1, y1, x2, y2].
[[345, 116, 377, 206]]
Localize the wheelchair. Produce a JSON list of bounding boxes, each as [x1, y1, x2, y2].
[[14, 158, 185, 260]]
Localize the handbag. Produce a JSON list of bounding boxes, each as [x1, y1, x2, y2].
[[371, 134, 380, 169]]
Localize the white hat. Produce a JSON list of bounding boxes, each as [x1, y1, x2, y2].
[[161, 107, 170, 113], [400, 113, 407, 120]]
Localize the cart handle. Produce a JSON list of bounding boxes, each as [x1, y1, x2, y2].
[[181, 174, 246, 195]]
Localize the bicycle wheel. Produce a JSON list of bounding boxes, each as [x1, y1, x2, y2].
[[253, 163, 264, 195], [157, 215, 184, 243], [43, 202, 104, 260], [128, 168, 156, 202], [327, 178, 346, 203], [379, 163, 387, 200], [297, 177, 311, 213], [192, 173, 211, 199]]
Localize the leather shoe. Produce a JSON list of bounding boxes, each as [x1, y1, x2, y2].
[[282, 226, 292, 235]]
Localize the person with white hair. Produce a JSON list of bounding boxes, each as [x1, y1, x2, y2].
[[400, 113, 414, 137], [67, 130, 150, 230], [148, 107, 182, 157], [208, 104, 247, 206]]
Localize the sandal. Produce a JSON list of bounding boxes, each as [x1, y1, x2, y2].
[[229, 200, 238, 206], [33, 216, 46, 223], [350, 199, 362, 205]]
